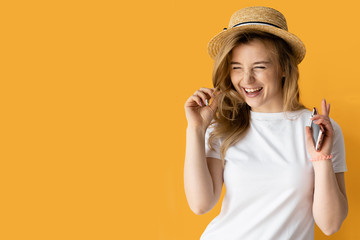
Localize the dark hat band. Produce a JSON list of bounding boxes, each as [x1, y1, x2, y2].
[[223, 21, 282, 31]]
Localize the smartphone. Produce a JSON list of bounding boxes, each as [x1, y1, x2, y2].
[[309, 107, 325, 151]]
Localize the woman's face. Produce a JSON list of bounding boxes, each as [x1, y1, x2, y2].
[[230, 38, 285, 112]]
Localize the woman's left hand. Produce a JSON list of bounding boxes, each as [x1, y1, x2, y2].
[[305, 98, 334, 159]]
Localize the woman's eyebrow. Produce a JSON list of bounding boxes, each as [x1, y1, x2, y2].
[[230, 60, 271, 65], [253, 61, 271, 64]]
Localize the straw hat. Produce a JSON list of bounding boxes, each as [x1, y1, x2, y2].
[[207, 6, 306, 63]]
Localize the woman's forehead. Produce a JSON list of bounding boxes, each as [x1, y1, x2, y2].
[[231, 39, 278, 62]]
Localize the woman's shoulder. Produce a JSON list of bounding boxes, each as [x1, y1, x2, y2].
[[291, 108, 311, 115], [284, 108, 312, 122], [290, 108, 342, 130]]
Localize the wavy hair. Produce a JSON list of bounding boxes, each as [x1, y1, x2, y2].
[[207, 29, 308, 168]]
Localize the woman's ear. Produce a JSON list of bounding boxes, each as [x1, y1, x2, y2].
[[281, 70, 286, 84]]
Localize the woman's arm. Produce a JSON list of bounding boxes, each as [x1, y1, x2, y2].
[[305, 99, 348, 235], [184, 126, 216, 215], [184, 87, 222, 215], [312, 163, 348, 235]]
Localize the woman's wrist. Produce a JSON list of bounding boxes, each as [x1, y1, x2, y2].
[[309, 153, 333, 162], [186, 124, 206, 136]]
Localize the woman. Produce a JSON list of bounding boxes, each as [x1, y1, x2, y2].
[[184, 6, 348, 239]]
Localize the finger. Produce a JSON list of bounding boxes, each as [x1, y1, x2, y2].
[[328, 103, 331, 115], [199, 87, 215, 98], [193, 90, 209, 106], [313, 118, 331, 126], [310, 115, 321, 120], [185, 95, 201, 108], [321, 98, 328, 116], [190, 95, 204, 107], [311, 115, 330, 121], [312, 119, 334, 134]]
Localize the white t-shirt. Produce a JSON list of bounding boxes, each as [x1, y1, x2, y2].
[[200, 109, 347, 240]]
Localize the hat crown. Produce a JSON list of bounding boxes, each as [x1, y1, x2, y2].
[[207, 6, 305, 63], [228, 6, 288, 31]]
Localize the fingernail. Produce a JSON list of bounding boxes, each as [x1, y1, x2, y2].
[[205, 99, 209, 106]]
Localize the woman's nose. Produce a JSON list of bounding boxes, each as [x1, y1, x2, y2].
[[243, 70, 254, 84]]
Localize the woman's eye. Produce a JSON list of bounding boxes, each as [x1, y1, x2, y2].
[[232, 67, 241, 69], [255, 66, 265, 69]]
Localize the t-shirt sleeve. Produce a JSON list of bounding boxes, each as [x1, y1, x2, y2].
[[330, 118, 347, 173], [205, 125, 222, 160]]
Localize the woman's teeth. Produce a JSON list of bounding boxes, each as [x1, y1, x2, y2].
[[245, 87, 263, 93]]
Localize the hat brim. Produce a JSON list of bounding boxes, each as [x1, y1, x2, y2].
[[207, 25, 306, 64]]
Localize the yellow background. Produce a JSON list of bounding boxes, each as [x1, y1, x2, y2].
[[1, 0, 358, 239]]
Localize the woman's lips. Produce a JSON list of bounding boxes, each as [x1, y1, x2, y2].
[[242, 87, 263, 98]]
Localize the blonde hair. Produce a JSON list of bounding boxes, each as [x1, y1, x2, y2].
[[207, 29, 309, 169]]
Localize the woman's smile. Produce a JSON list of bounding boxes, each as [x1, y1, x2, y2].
[[242, 87, 263, 97]]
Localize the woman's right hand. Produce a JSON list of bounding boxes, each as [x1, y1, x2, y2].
[[184, 87, 221, 131]]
